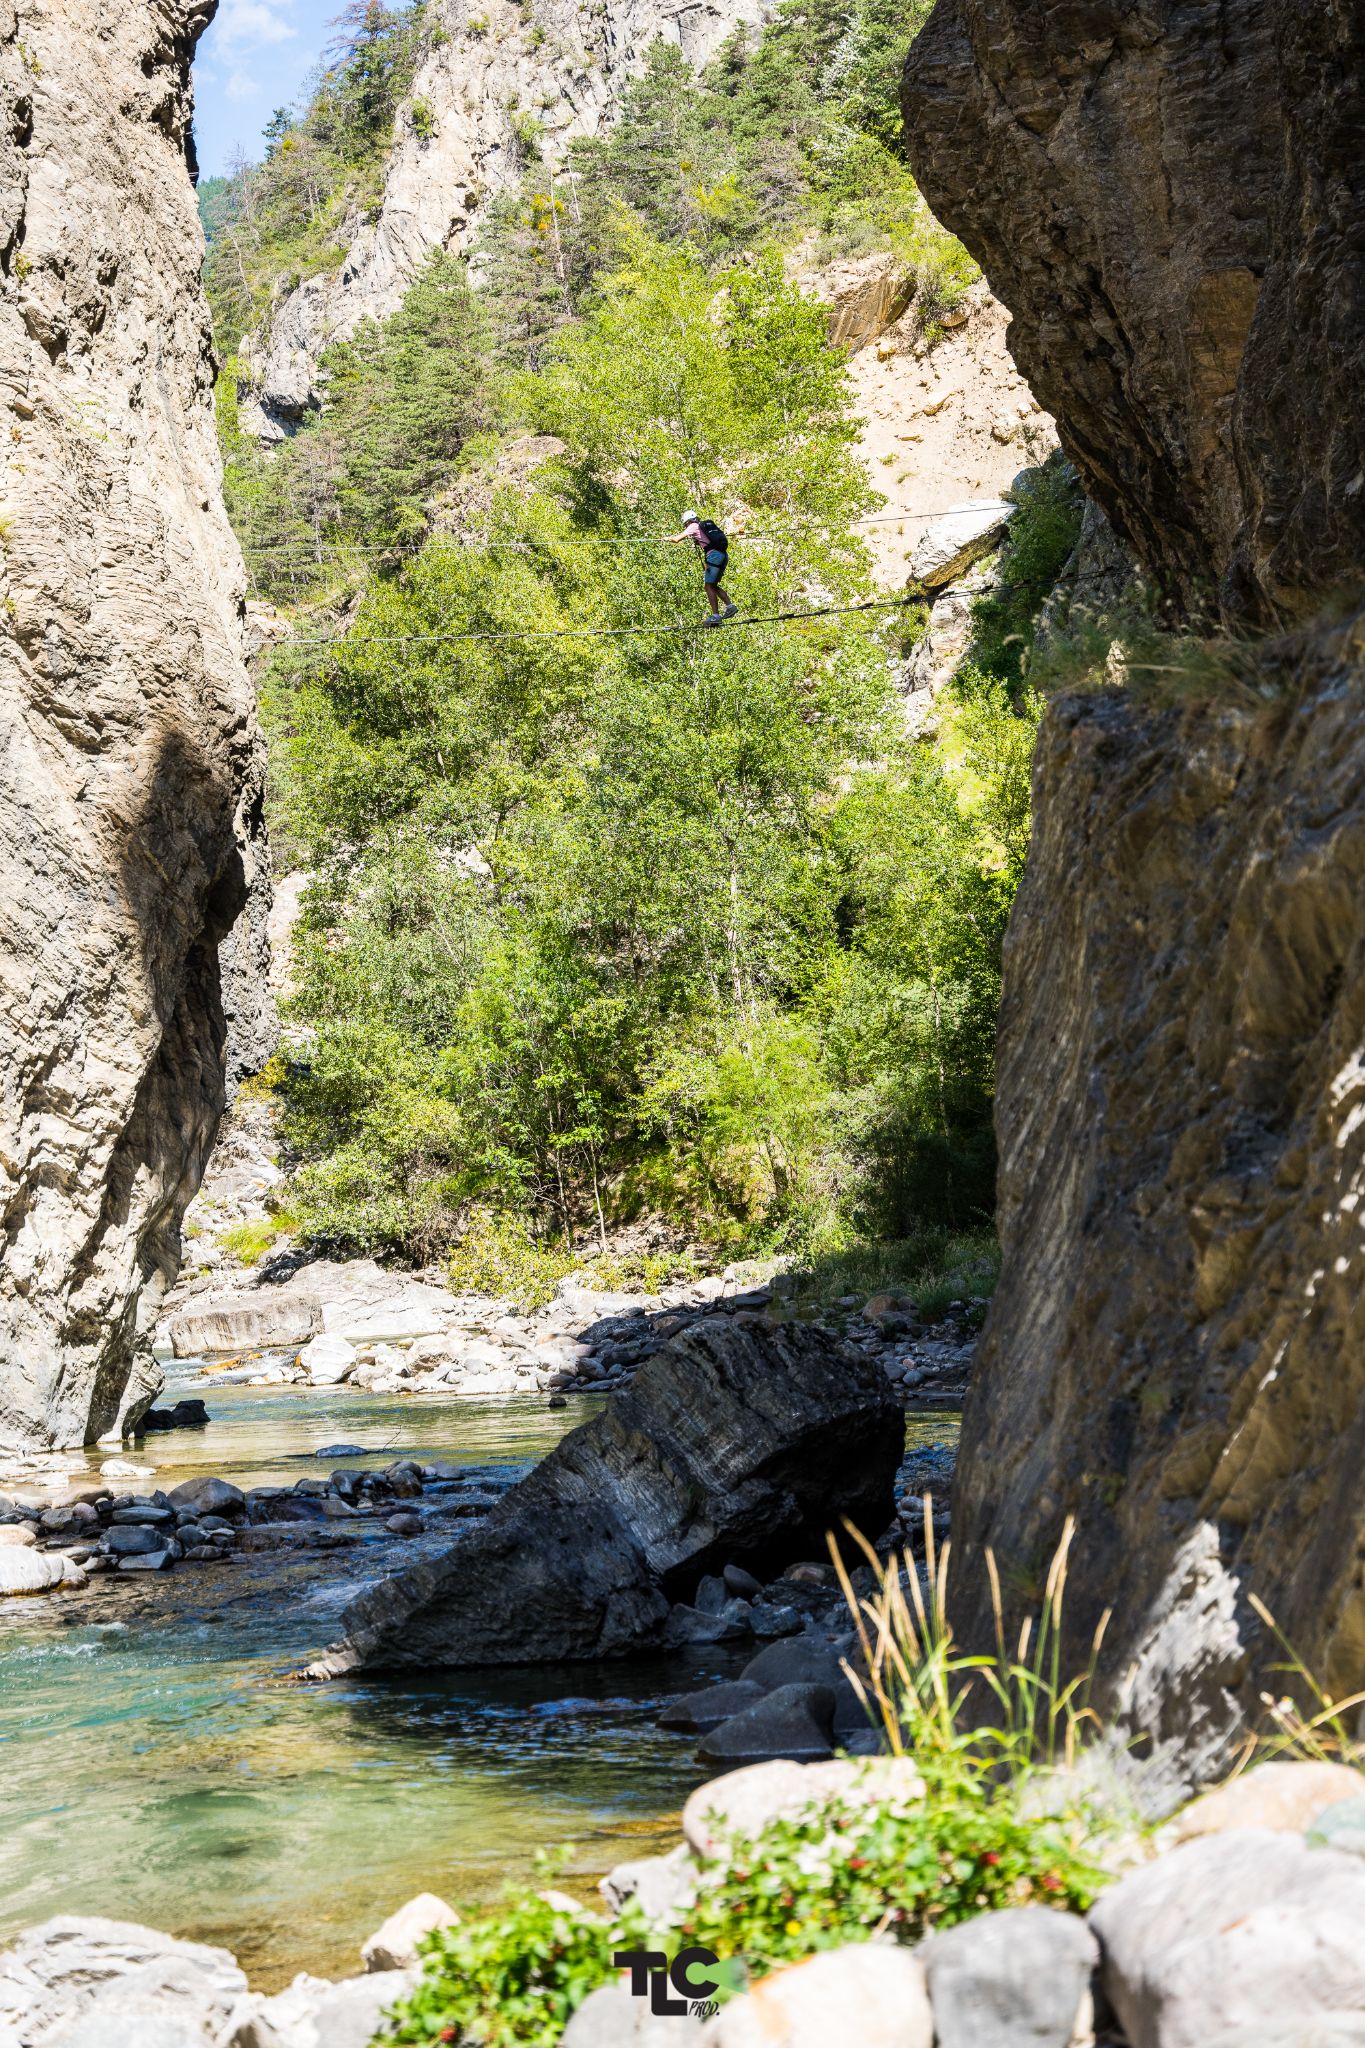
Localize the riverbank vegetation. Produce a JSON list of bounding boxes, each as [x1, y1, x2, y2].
[[202, 0, 1080, 1285]]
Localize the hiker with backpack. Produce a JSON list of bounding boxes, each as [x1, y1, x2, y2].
[[668, 511, 738, 626]]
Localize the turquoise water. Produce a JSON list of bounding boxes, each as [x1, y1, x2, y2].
[[0, 1377, 959, 1986]]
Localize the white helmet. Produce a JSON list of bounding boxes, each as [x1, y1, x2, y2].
[[681, 509, 699, 525]]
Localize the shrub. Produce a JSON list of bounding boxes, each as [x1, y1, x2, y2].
[[219, 1217, 285, 1266]]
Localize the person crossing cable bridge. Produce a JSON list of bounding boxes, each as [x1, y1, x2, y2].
[[667, 510, 738, 626]]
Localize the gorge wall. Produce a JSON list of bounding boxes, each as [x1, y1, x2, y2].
[[902, 0, 1365, 1784], [242, 0, 770, 437], [903, 0, 1365, 622], [0, 0, 268, 1448]]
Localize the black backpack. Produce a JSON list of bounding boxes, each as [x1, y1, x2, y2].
[[697, 517, 727, 551]]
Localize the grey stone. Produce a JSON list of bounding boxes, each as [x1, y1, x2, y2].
[[1090, 1829, 1365, 2048], [919, 1905, 1097, 2047], [695, 1573, 728, 1615], [696, 1683, 836, 1767], [657, 1681, 767, 1733], [118, 1550, 173, 1572], [166, 1478, 246, 1520], [307, 1317, 902, 1673], [385, 1514, 423, 1537], [723, 1563, 763, 1600], [662, 1604, 750, 1647], [0, 0, 268, 1454], [110, 1505, 174, 1526], [103, 1526, 167, 1557], [562, 1979, 702, 2046], [749, 1601, 804, 1638], [742, 1640, 846, 1692], [599, 1845, 697, 1921], [0, 1917, 246, 2045]]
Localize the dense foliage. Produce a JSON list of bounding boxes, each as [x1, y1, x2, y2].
[[261, 227, 1063, 1262], [199, 0, 1080, 1271], [378, 1766, 1103, 2044]]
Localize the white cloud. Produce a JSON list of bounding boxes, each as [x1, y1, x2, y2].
[[214, 0, 298, 54]]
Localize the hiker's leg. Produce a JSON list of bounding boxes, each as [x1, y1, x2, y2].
[[704, 584, 720, 614]]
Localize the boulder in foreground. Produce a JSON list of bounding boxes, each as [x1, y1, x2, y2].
[[308, 1317, 903, 1671]]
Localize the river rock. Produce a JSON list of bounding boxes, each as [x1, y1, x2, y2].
[[599, 1844, 697, 1920], [0, 1526, 36, 1549], [658, 1681, 767, 1734], [1090, 1829, 1365, 2048], [308, 1317, 902, 1671], [361, 1892, 458, 1972], [682, 1756, 925, 1858], [0, 1916, 247, 2045], [102, 1526, 167, 1557], [918, 1906, 1097, 2047], [297, 1336, 357, 1386], [700, 1944, 932, 2048], [696, 1683, 835, 1766], [0, 1549, 66, 1595], [1176, 1761, 1365, 1842], [140, 1401, 210, 1435], [562, 1980, 703, 2046], [742, 1640, 846, 1692], [167, 1479, 246, 1521], [662, 1604, 749, 1647]]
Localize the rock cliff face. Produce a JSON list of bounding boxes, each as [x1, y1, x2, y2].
[[242, 0, 769, 437], [903, 0, 1365, 621], [0, 0, 268, 1446], [948, 611, 1365, 1792]]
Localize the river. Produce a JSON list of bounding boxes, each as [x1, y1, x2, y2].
[[0, 1373, 958, 1987]]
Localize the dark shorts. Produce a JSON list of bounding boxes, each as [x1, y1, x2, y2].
[[703, 548, 728, 587]]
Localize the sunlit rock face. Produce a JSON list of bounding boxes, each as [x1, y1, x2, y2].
[[903, 0, 1365, 622], [0, 0, 269, 1446], [239, 0, 773, 437]]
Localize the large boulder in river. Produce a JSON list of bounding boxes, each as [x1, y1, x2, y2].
[[309, 1317, 902, 1671]]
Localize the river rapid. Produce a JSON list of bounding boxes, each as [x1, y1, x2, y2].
[[0, 1372, 957, 1987]]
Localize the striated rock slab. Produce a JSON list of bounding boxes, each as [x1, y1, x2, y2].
[[0, 0, 268, 1447], [307, 1316, 903, 1671], [947, 614, 1365, 1789], [902, 0, 1365, 619]]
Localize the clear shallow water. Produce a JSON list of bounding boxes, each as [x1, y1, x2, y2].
[[0, 1378, 959, 1987]]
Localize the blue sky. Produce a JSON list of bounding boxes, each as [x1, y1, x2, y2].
[[194, 0, 337, 179]]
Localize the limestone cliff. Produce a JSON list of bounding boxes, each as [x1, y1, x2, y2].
[[902, 0, 1365, 621], [241, 0, 769, 437], [949, 615, 1365, 1790], [0, 0, 268, 1447]]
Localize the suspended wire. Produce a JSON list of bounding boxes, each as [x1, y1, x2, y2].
[[240, 504, 979, 560], [284, 594, 917, 650]]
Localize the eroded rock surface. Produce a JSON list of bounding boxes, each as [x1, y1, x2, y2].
[[948, 613, 1365, 1790], [242, 0, 771, 435], [309, 1316, 903, 1670], [902, 0, 1365, 618], [0, 0, 267, 1447]]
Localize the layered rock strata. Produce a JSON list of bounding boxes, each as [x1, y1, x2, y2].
[[902, 0, 1365, 619], [243, 0, 769, 436], [0, 0, 268, 1447], [948, 611, 1365, 1791], [307, 1316, 903, 1670]]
